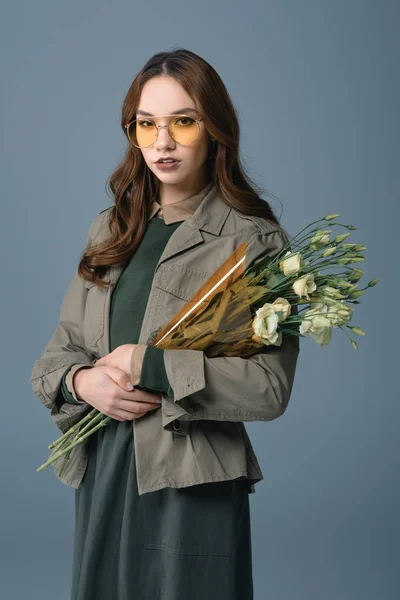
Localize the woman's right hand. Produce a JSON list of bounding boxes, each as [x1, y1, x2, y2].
[[73, 365, 162, 421]]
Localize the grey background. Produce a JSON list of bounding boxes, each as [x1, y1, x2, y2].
[[1, 1, 398, 598]]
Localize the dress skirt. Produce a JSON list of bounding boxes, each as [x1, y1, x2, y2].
[[71, 418, 254, 600]]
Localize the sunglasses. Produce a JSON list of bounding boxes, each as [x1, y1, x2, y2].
[[124, 113, 204, 148]]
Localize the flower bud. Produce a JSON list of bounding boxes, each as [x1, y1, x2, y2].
[[348, 326, 366, 336]]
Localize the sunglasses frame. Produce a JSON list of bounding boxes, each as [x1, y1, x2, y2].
[[124, 113, 204, 148]]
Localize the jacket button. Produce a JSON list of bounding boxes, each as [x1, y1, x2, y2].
[[172, 419, 181, 431]]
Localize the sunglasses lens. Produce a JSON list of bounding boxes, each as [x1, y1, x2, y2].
[[169, 116, 199, 145], [128, 120, 157, 148], [127, 116, 199, 148]]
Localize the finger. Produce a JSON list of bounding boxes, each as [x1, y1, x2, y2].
[[101, 377, 160, 405], [99, 366, 162, 403], [102, 366, 136, 392], [113, 389, 162, 405], [133, 389, 163, 404], [107, 408, 141, 422], [115, 399, 161, 414]]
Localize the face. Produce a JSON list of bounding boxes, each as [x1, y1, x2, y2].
[[134, 75, 211, 192]]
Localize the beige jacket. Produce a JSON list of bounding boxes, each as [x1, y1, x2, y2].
[[31, 184, 300, 495], [64, 181, 214, 400]]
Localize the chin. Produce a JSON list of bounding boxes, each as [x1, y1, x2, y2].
[[152, 169, 188, 183]]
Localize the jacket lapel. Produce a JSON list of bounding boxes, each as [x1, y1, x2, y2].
[[153, 184, 231, 273], [97, 184, 231, 354]]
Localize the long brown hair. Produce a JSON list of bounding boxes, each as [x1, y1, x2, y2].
[[79, 47, 281, 289]]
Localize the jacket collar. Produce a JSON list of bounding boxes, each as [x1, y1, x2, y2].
[[190, 182, 232, 236], [148, 181, 213, 224], [151, 183, 232, 276], [104, 182, 232, 286]]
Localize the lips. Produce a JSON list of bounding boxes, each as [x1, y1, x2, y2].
[[156, 158, 180, 163]]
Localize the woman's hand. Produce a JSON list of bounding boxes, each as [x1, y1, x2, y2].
[[73, 365, 162, 422], [94, 344, 135, 378]]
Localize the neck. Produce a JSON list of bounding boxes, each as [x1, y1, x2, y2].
[[158, 174, 209, 207]]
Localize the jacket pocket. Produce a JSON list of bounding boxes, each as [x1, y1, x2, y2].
[[150, 265, 214, 343], [144, 479, 241, 556], [155, 263, 214, 301]]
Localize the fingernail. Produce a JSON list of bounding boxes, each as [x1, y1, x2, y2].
[[126, 382, 134, 390]]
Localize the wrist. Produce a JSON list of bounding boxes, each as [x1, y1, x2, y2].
[[73, 367, 90, 402]]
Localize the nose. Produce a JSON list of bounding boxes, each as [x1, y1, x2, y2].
[[154, 124, 176, 150]]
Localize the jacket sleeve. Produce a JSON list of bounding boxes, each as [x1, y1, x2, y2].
[[158, 227, 301, 433], [130, 344, 172, 395], [30, 216, 101, 434], [61, 364, 94, 405]]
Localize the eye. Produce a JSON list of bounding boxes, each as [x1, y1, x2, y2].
[[137, 120, 154, 127], [175, 116, 195, 126]]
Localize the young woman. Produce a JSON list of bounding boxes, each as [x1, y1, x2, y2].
[[31, 48, 300, 600]]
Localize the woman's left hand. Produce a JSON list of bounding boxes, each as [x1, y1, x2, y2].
[[94, 344, 136, 379]]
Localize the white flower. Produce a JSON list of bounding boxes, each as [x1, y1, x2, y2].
[[321, 285, 346, 300], [271, 297, 292, 321], [251, 303, 282, 346], [326, 302, 354, 327], [293, 273, 317, 300], [279, 251, 303, 276], [300, 307, 332, 346]]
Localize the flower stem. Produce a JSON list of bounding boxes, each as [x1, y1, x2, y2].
[[48, 407, 99, 450], [37, 415, 112, 473]]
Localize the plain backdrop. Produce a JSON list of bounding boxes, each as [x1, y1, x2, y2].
[[1, 1, 398, 599]]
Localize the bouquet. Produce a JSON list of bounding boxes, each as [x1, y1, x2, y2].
[[37, 213, 379, 475]]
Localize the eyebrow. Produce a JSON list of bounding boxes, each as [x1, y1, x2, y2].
[[136, 107, 199, 116]]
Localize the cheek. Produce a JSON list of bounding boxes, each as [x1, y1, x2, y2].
[[141, 150, 152, 167], [189, 136, 210, 165]]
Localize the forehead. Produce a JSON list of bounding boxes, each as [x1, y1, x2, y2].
[[137, 76, 199, 116], [136, 107, 199, 117]]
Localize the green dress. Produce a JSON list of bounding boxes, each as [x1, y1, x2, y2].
[[62, 216, 254, 600]]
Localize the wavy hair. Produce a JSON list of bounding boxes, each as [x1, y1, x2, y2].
[[78, 47, 281, 288]]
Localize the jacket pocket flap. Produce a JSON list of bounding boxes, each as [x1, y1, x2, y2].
[[155, 264, 213, 301]]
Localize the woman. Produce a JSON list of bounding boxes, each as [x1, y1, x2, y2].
[[31, 48, 300, 600]]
